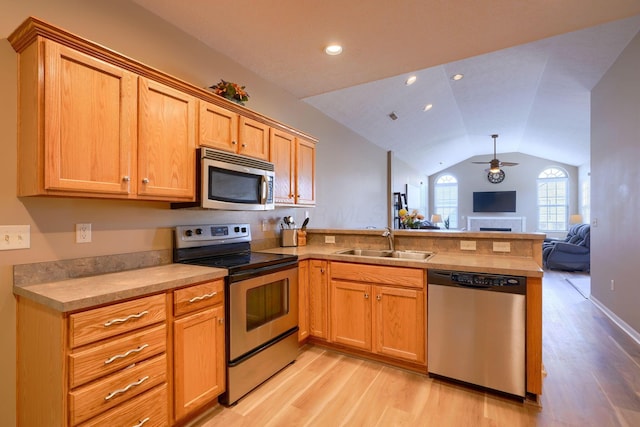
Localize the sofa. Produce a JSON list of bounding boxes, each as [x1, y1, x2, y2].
[[542, 223, 590, 272]]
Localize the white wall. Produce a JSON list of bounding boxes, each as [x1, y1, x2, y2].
[[591, 29, 640, 337], [428, 152, 579, 234]]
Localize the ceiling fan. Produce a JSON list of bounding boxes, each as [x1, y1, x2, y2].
[[472, 134, 519, 173]]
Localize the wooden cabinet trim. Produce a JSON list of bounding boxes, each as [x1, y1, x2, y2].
[[330, 262, 423, 288]]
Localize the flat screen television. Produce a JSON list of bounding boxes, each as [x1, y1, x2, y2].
[[473, 191, 516, 212]]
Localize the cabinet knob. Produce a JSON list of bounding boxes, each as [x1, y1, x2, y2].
[[364, 293, 369, 299], [241, 143, 247, 148], [320, 268, 325, 274], [122, 176, 130, 182], [376, 295, 382, 301], [218, 318, 224, 325], [142, 178, 149, 184], [232, 141, 237, 145]]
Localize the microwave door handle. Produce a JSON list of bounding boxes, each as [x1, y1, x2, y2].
[[261, 176, 267, 204]]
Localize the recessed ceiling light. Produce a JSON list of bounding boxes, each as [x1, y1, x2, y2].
[[405, 75, 417, 86], [325, 44, 343, 55], [451, 73, 464, 81], [423, 104, 433, 111]]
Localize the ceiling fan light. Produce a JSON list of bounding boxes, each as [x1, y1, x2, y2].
[[405, 75, 417, 85], [489, 166, 500, 173]]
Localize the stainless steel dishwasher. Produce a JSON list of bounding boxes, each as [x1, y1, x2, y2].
[[427, 270, 526, 398]]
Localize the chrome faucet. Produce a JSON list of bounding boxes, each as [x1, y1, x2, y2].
[[382, 227, 394, 252]]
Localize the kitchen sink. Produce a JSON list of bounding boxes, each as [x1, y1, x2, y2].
[[336, 248, 433, 261]]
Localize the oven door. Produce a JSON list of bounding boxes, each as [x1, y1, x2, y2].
[[228, 266, 298, 361]]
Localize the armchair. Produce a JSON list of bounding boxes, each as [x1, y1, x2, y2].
[[542, 223, 590, 272]]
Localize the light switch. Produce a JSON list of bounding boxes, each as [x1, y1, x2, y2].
[[0, 225, 30, 250]]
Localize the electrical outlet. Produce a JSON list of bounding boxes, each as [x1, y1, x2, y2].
[[325, 235, 336, 244], [76, 223, 92, 243], [492, 241, 511, 252], [0, 225, 30, 251], [460, 240, 476, 251]]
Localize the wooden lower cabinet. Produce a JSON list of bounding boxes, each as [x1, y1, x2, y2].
[[308, 260, 329, 340], [16, 280, 227, 427], [172, 280, 225, 423], [298, 260, 310, 342], [329, 262, 426, 365]]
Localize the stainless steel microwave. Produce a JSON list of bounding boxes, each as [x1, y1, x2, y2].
[[172, 148, 275, 211]]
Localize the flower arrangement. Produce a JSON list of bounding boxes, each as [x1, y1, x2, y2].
[[209, 79, 250, 105], [398, 208, 424, 229]]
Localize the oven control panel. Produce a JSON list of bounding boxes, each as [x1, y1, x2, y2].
[[175, 223, 251, 248]]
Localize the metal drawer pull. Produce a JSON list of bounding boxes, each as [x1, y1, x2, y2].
[[104, 344, 150, 365], [133, 417, 150, 427], [104, 376, 149, 401], [188, 291, 218, 304], [104, 310, 149, 327]]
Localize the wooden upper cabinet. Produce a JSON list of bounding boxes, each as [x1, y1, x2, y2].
[[238, 116, 270, 160], [198, 100, 239, 152], [19, 38, 137, 197], [270, 128, 296, 204], [198, 101, 269, 160], [138, 78, 196, 200], [296, 139, 316, 206], [269, 129, 316, 206]]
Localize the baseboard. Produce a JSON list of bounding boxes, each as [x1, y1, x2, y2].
[[590, 296, 640, 346]]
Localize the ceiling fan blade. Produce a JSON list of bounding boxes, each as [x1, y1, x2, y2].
[[500, 162, 519, 166], [472, 161, 491, 164]]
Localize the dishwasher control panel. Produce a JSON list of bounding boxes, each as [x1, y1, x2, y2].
[[428, 270, 526, 294]]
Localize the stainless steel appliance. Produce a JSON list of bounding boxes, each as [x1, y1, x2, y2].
[[427, 270, 526, 398], [173, 223, 298, 405], [172, 148, 275, 211]]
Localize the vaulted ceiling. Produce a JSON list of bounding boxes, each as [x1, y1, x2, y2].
[[131, 0, 640, 176]]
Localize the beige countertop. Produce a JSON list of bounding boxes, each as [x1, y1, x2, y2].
[[13, 263, 227, 313], [259, 245, 543, 277], [15, 243, 542, 314]]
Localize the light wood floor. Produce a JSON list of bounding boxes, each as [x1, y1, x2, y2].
[[192, 270, 640, 426]]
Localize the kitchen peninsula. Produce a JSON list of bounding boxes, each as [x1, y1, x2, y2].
[[13, 228, 544, 425]]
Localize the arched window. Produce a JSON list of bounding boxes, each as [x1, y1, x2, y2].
[[434, 174, 458, 228], [537, 167, 569, 231]]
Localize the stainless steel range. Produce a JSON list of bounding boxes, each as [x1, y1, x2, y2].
[[173, 223, 299, 405]]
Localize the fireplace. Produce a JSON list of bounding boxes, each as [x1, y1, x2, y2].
[[467, 217, 525, 232]]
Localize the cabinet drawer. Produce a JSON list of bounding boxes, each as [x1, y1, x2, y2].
[[174, 280, 224, 316], [69, 324, 166, 388], [330, 262, 424, 288], [69, 294, 167, 348], [78, 383, 168, 427], [69, 353, 166, 426]]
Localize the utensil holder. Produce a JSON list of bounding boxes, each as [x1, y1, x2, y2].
[[281, 229, 298, 247]]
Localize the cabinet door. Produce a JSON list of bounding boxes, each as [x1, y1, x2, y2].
[[138, 77, 196, 200], [173, 305, 225, 421], [296, 139, 316, 205], [270, 128, 296, 204], [374, 286, 425, 363], [198, 100, 239, 152], [330, 280, 372, 351], [43, 40, 137, 195], [238, 116, 269, 160], [308, 260, 328, 339], [298, 260, 310, 342]]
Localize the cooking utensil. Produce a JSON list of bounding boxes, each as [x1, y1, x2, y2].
[[301, 217, 309, 231], [283, 216, 290, 228]]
